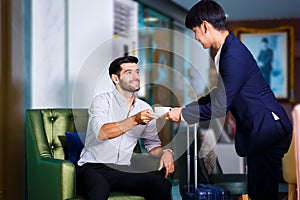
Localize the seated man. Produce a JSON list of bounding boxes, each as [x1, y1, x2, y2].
[[76, 55, 175, 200]]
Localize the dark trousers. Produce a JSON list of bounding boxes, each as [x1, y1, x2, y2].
[[76, 163, 172, 200], [247, 121, 292, 200]]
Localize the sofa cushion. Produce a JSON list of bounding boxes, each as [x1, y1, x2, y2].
[[65, 132, 86, 164]]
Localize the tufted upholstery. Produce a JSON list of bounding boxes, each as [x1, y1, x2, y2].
[[25, 108, 146, 200]]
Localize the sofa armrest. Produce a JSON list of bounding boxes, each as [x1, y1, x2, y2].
[[27, 157, 76, 200]]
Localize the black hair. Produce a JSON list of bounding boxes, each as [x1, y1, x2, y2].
[[262, 37, 269, 44], [185, 0, 227, 30], [109, 55, 138, 78]]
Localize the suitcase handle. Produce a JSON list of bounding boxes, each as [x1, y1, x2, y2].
[[186, 123, 198, 192], [187, 123, 190, 192], [193, 124, 198, 187]]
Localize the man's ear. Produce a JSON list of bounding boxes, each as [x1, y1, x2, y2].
[[111, 74, 119, 84], [201, 20, 209, 33]]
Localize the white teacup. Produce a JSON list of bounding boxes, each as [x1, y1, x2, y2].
[[152, 106, 172, 118]]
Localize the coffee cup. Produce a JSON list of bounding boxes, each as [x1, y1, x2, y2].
[[152, 106, 172, 118]]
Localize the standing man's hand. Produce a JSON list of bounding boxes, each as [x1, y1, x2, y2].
[[166, 108, 182, 122]]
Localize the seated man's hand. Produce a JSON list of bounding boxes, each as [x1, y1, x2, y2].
[[158, 150, 175, 178], [133, 109, 157, 125]]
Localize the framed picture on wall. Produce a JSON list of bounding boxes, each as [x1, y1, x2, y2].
[[234, 26, 295, 102]]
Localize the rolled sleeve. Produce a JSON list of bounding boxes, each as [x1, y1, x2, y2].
[[87, 95, 110, 141], [141, 119, 161, 151]]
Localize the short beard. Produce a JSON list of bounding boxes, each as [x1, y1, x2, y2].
[[119, 79, 140, 93]]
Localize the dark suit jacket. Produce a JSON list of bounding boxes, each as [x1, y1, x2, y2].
[[182, 32, 293, 157]]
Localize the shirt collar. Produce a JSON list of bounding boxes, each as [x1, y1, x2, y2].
[[112, 89, 137, 110], [214, 42, 224, 73]]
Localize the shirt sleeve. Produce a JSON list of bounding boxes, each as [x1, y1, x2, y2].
[[87, 94, 110, 140], [141, 118, 161, 152]]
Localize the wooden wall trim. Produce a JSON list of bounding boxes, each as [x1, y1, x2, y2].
[[0, 0, 11, 199], [0, 1, 3, 198]]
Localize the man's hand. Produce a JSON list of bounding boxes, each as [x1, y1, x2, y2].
[[133, 109, 157, 125], [158, 150, 175, 178], [166, 107, 182, 122], [99, 109, 157, 140]]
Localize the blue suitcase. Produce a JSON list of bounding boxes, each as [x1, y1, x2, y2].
[[182, 185, 214, 200], [182, 183, 230, 200], [181, 124, 230, 200]]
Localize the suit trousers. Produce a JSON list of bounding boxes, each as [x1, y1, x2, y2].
[[247, 120, 292, 200], [76, 163, 172, 200]]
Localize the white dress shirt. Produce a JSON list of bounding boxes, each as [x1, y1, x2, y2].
[[78, 89, 161, 166]]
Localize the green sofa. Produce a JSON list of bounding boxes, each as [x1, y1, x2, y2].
[[25, 108, 148, 200]]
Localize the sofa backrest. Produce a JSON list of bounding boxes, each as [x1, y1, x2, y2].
[[26, 109, 89, 160]]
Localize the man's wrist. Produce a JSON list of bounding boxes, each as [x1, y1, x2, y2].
[[163, 148, 175, 156]]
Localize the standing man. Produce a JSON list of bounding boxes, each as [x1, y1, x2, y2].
[[167, 1, 292, 200], [77, 55, 175, 200]]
